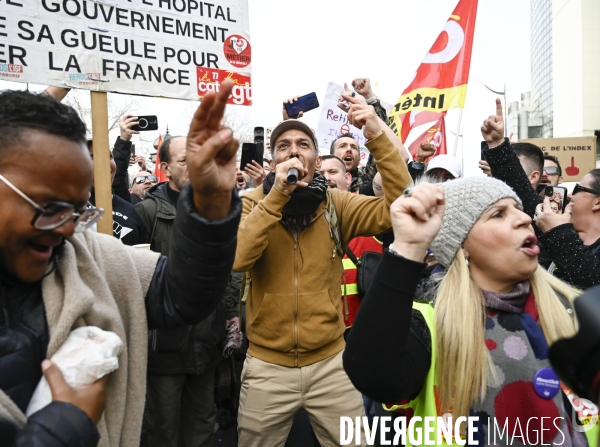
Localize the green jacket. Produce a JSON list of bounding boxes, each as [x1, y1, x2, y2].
[[136, 183, 175, 256]]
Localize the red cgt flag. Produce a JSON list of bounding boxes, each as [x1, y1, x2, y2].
[[407, 112, 447, 159], [153, 134, 168, 183], [389, 0, 478, 144]]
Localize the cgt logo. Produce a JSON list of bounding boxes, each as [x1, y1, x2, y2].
[[196, 68, 252, 106], [571, 397, 598, 432]]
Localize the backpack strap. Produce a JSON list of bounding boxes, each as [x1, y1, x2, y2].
[[324, 190, 344, 261], [345, 246, 360, 266]]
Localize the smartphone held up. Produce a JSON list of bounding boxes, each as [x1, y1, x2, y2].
[[285, 93, 319, 118], [544, 186, 568, 214], [131, 115, 159, 132]]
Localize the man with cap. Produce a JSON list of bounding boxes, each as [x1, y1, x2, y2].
[[407, 143, 462, 183], [233, 94, 411, 446], [425, 154, 462, 182]]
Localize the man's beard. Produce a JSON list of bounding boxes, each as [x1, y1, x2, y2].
[[172, 175, 188, 192]]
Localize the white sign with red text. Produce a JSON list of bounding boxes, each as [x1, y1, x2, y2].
[[0, 0, 251, 101]]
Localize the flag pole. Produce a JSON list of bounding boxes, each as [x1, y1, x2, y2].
[[452, 108, 464, 157]]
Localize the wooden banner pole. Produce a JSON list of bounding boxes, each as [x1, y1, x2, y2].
[[90, 91, 113, 236]]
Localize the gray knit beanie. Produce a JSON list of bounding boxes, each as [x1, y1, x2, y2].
[[430, 176, 522, 268]]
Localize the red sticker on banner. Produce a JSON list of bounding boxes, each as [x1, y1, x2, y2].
[[196, 68, 252, 106], [223, 34, 251, 68]]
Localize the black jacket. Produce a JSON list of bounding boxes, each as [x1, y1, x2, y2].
[[112, 136, 137, 205], [1, 184, 242, 446], [483, 138, 600, 290], [136, 182, 228, 375], [344, 251, 431, 404], [89, 192, 144, 246]]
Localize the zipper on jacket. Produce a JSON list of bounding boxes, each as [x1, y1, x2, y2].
[[0, 281, 7, 327], [293, 233, 299, 367]]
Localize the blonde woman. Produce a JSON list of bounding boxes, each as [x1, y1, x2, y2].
[[343, 177, 595, 446]]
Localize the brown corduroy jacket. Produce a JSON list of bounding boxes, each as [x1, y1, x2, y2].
[[233, 132, 412, 367]]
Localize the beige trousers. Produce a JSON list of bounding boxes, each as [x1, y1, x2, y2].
[[237, 350, 366, 447]]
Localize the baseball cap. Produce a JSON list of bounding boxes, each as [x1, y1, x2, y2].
[[425, 154, 462, 179], [269, 120, 318, 153]]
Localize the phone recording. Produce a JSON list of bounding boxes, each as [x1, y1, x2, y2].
[[131, 115, 159, 132], [544, 186, 568, 214], [284, 93, 319, 118]]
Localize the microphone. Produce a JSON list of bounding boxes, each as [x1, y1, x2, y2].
[[287, 168, 299, 185]]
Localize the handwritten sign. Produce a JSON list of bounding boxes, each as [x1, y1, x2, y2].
[[522, 136, 597, 182], [0, 0, 251, 101], [316, 82, 394, 167], [316, 82, 366, 154]]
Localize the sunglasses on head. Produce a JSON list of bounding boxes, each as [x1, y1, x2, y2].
[[543, 166, 561, 176], [134, 175, 158, 184], [572, 184, 600, 196]]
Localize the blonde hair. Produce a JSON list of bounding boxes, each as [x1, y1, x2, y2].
[[433, 247, 579, 419]]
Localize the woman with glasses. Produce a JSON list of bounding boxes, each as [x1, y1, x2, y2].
[[481, 99, 600, 289]]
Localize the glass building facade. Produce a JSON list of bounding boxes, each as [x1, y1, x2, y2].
[[530, 0, 553, 137]]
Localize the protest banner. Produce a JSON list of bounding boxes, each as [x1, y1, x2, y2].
[[407, 112, 447, 159], [389, 0, 478, 157], [522, 136, 597, 182], [1, 0, 251, 233], [315, 82, 392, 168], [0, 0, 252, 103]]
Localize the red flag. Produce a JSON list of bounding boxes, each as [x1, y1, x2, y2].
[[407, 112, 447, 160], [153, 134, 168, 183], [389, 0, 478, 143]]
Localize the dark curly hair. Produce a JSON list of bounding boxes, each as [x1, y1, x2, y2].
[[0, 90, 87, 156]]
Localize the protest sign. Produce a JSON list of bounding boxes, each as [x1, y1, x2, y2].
[[0, 0, 251, 103], [522, 136, 597, 182], [315, 82, 392, 168]]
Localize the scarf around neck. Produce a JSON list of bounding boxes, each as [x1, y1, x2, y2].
[[263, 171, 328, 233], [482, 281, 531, 313]]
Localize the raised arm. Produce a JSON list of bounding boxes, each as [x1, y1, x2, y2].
[[112, 114, 140, 203], [337, 93, 412, 241], [344, 183, 445, 403], [481, 99, 542, 224], [145, 81, 242, 329]]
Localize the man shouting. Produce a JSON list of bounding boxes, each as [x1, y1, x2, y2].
[[233, 94, 411, 446]]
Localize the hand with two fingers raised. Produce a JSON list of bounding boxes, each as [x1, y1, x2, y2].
[[186, 80, 239, 220]]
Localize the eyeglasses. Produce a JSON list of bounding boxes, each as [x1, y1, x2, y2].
[[543, 166, 561, 176], [572, 184, 600, 196], [133, 175, 158, 184], [0, 174, 104, 232]]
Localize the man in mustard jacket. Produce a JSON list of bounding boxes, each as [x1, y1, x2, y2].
[[233, 93, 412, 446]]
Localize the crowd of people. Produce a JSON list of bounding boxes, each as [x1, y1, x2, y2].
[[0, 76, 599, 447]]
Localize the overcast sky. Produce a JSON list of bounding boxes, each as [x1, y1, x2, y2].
[[0, 0, 532, 177]]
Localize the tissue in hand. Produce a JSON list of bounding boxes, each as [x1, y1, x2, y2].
[[26, 326, 123, 417]]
